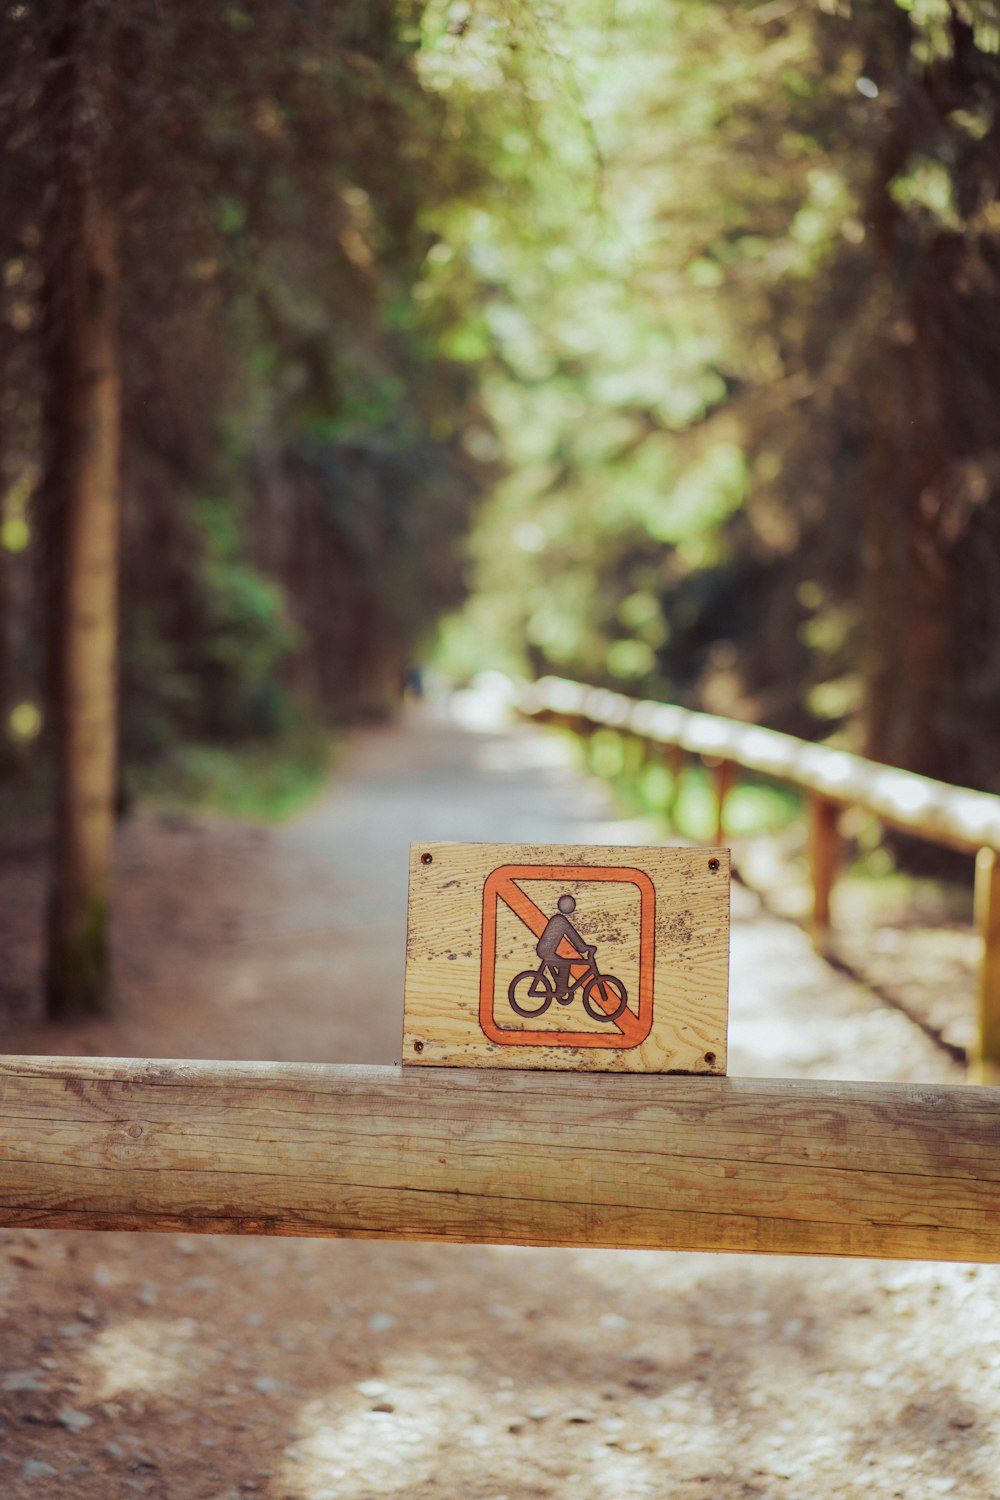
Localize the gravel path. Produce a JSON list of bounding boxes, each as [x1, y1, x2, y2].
[[1, 698, 997, 1499]]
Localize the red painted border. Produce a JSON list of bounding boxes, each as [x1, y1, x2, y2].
[[479, 864, 655, 1049]]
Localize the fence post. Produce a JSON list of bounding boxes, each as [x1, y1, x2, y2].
[[566, 713, 590, 767], [712, 758, 735, 846], [809, 794, 841, 953], [666, 744, 686, 830], [974, 847, 1000, 1083], [627, 733, 648, 777]]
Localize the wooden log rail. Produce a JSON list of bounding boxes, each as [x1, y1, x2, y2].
[[516, 676, 1000, 1079], [3, 1056, 1000, 1263]]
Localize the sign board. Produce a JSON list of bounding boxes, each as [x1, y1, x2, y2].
[[402, 842, 730, 1073]]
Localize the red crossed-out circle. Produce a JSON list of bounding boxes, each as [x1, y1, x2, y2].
[[479, 863, 655, 1048]]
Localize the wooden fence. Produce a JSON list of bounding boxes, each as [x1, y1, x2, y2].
[[3, 1055, 1000, 1262], [5, 687, 1000, 1263], [515, 675, 1000, 1079]]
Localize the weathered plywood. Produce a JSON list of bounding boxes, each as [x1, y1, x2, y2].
[[3, 1056, 1000, 1263], [402, 842, 729, 1072]]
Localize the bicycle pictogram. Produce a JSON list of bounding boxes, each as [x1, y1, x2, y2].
[[476, 858, 658, 1053], [507, 893, 628, 1021]]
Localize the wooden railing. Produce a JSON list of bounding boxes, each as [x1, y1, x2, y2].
[[4, 1055, 1000, 1262], [515, 676, 1000, 1080]]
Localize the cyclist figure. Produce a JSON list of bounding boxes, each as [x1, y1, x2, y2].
[[537, 894, 594, 1002]]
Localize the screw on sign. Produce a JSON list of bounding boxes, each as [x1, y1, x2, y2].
[[402, 843, 730, 1073]]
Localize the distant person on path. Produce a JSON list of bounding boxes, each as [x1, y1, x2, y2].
[[536, 894, 593, 1001]]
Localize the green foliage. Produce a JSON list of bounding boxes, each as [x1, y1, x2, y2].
[[193, 497, 299, 738], [423, 0, 832, 706], [133, 726, 334, 822], [2, 0, 999, 811], [119, 494, 299, 759], [426, 0, 1000, 792], [0, 0, 495, 787], [557, 722, 801, 839]]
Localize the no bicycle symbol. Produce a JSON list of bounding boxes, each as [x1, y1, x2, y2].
[[402, 842, 730, 1073], [479, 863, 655, 1050]]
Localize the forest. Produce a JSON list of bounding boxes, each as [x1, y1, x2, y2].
[[1, 0, 999, 1015]]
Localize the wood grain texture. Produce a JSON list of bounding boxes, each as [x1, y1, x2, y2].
[[402, 842, 729, 1073], [3, 1056, 1000, 1262]]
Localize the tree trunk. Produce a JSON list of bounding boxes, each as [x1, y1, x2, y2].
[[860, 335, 901, 765], [0, 288, 10, 772], [860, 143, 907, 767], [0, 549, 8, 771], [899, 252, 953, 783], [43, 151, 122, 1017]]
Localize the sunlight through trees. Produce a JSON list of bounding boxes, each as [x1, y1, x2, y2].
[[1, 0, 998, 1009]]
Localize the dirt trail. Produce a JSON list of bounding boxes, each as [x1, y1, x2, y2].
[[2, 699, 998, 1499]]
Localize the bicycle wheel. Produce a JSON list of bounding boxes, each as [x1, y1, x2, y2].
[[508, 968, 554, 1017], [582, 974, 628, 1022]]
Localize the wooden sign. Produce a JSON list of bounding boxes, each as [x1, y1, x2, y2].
[[402, 842, 730, 1073]]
